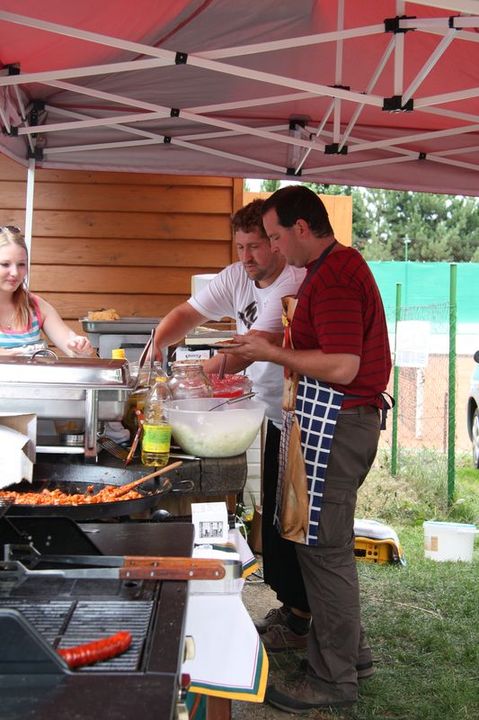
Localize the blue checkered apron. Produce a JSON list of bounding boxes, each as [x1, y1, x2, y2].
[[276, 376, 343, 546], [276, 241, 343, 546]]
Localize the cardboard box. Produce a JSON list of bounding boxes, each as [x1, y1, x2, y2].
[[191, 501, 229, 544], [0, 413, 36, 489]]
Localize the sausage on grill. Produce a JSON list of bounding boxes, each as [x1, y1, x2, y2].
[[58, 631, 132, 668]]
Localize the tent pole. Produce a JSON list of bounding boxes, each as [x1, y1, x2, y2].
[[24, 157, 35, 281]]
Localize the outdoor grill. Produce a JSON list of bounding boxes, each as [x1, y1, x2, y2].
[[0, 514, 194, 720]]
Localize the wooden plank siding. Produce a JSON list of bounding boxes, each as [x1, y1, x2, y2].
[[0, 154, 244, 335], [243, 190, 353, 247]]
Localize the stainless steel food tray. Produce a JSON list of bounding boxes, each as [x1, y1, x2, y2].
[[0, 358, 133, 458], [80, 317, 161, 334], [0, 357, 132, 387]]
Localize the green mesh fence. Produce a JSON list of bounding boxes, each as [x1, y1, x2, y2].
[[379, 300, 453, 510]]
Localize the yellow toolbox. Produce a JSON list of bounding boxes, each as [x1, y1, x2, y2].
[[354, 519, 405, 565]]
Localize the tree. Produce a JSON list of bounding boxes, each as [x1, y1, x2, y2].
[[245, 179, 479, 261], [304, 184, 479, 262], [260, 179, 280, 192], [304, 183, 377, 256]]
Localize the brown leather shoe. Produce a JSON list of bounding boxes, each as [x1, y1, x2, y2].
[[266, 670, 357, 713], [254, 606, 289, 635], [260, 623, 308, 653]]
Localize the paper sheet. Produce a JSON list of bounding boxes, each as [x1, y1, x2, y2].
[[0, 414, 36, 489]]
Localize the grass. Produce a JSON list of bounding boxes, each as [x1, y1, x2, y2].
[[355, 526, 479, 720], [354, 450, 479, 719], [356, 450, 479, 525], [245, 451, 479, 720]]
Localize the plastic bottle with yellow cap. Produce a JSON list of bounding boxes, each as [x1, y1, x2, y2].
[[105, 349, 130, 443], [141, 376, 172, 467]]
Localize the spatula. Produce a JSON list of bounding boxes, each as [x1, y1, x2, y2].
[[111, 460, 183, 498], [97, 435, 129, 461]]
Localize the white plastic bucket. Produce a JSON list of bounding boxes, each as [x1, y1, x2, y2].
[[423, 521, 477, 562]]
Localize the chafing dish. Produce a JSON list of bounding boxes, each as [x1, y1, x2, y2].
[[0, 357, 133, 460]]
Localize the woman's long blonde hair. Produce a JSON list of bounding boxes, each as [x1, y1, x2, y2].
[[0, 226, 35, 328]]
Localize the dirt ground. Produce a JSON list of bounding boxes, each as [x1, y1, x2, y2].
[[232, 569, 317, 720], [232, 566, 359, 720]]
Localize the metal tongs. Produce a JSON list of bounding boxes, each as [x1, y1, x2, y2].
[[0, 557, 227, 582], [208, 391, 256, 411], [131, 329, 155, 391]]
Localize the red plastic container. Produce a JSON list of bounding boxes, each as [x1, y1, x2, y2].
[[208, 373, 252, 398]]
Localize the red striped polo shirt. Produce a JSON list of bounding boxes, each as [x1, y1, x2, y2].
[[291, 246, 391, 408]]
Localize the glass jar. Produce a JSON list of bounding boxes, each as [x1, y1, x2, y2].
[[167, 360, 213, 400], [123, 387, 149, 435]]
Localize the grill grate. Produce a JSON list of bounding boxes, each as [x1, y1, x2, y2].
[[0, 599, 71, 644], [58, 600, 154, 672], [0, 599, 154, 672]]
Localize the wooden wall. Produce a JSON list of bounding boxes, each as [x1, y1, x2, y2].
[[0, 154, 243, 335], [0, 154, 353, 337], [243, 190, 352, 247]]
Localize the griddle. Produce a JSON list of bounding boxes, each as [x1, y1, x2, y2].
[[1, 475, 193, 521]]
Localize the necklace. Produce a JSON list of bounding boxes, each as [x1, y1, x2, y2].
[[0, 311, 15, 330]]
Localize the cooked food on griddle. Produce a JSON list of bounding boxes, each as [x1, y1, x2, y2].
[[0, 484, 142, 505]]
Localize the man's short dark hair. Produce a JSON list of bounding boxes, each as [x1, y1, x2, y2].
[[262, 185, 334, 238], [232, 198, 267, 237]]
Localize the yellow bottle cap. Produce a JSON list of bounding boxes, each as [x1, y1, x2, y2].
[[112, 348, 126, 359]]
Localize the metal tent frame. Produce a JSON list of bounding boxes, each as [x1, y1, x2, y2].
[[0, 0, 478, 198]]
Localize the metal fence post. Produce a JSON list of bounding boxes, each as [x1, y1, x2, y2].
[[447, 264, 457, 505], [391, 283, 401, 476]]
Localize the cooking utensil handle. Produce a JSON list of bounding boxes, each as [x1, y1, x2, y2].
[[112, 460, 183, 497], [124, 411, 144, 465], [146, 328, 155, 387], [119, 558, 225, 580], [137, 334, 153, 370], [217, 352, 227, 380], [130, 335, 153, 391]]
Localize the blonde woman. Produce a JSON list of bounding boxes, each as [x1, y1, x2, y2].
[[0, 226, 94, 357]]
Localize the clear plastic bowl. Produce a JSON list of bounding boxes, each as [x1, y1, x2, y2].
[[164, 397, 266, 458]]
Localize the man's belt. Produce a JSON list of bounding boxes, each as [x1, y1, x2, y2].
[[339, 405, 379, 415]]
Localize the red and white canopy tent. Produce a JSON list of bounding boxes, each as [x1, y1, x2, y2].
[[0, 0, 478, 248]]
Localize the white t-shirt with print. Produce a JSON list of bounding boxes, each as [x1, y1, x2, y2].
[[188, 262, 305, 424]]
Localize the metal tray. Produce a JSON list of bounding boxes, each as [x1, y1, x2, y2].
[[80, 317, 161, 334], [0, 357, 132, 387]]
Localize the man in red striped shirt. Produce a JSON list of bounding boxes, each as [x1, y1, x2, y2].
[[226, 185, 392, 712]]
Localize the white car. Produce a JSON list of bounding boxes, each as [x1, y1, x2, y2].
[[466, 351, 479, 467]]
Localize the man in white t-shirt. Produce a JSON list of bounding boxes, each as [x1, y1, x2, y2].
[[153, 200, 312, 647]]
